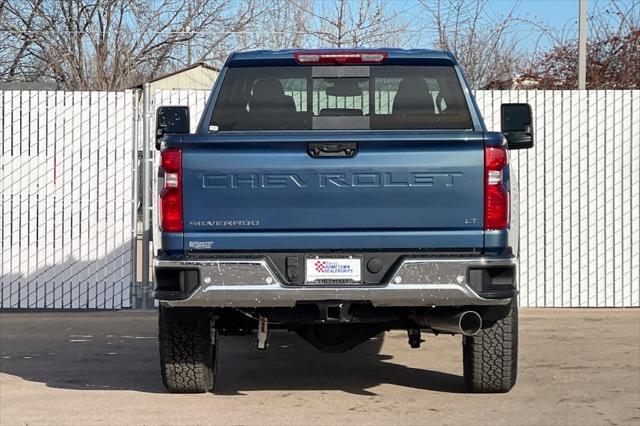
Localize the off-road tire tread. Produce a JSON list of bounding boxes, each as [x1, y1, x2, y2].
[[463, 301, 518, 393], [159, 307, 216, 393]]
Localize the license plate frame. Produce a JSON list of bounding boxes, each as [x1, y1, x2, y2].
[[304, 256, 362, 284]]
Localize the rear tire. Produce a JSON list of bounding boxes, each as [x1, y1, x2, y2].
[[463, 301, 518, 393], [159, 305, 217, 393]]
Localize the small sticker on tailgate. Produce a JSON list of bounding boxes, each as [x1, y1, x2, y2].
[[305, 257, 362, 283]]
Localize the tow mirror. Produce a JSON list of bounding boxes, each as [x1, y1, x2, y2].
[[156, 106, 190, 149], [501, 103, 534, 150]]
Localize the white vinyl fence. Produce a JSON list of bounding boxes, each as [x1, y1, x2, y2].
[[1, 88, 638, 309], [1, 91, 136, 309], [477, 90, 639, 308], [153, 90, 210, 133]]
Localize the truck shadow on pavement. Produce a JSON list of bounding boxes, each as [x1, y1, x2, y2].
[[0, 312, 466, 395], [216, 332, 466, 395]]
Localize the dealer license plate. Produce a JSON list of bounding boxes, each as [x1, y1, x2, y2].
[[305, 257, 362, 284]]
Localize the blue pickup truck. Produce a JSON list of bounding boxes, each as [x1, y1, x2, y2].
[[153, 49, 534, 394]]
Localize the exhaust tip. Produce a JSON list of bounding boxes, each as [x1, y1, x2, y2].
[[458, 311, 482, 336]]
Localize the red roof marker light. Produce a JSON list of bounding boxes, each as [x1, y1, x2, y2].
[[294, 51, 387, 65]]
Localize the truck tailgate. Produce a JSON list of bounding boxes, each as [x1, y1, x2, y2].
[[179, 131, 484, 251]]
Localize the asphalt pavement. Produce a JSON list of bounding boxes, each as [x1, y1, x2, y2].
[[0, 309, 638, 425]]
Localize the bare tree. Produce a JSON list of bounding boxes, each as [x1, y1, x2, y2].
[[296, 0, 409, 48], [419, 0, 524, 88], [0, 0, 259, 89], [521, 0, 640, 89], [237, 0, 310, 50]]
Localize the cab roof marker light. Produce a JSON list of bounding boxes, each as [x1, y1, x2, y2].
[[293, 51, 387, 64], [360, 53, 387, 62], [294, 54, 320, 63]]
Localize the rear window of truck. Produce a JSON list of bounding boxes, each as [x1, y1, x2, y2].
[[210, 66, 473, 131]]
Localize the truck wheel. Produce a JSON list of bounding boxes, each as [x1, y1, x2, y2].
[[159, 305, 217, 393], [462, 301, 518, 393]]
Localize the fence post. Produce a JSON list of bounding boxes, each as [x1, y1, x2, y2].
[[141, 83, 151, 306], [130, 91, 140, 308]]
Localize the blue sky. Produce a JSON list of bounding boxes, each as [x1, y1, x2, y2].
[[491, 0, 585, 50], [492, 0, 585, 29], [479, 0, 623, 49], [392, 0, 629, 52]]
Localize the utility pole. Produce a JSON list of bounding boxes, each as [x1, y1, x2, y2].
[[578, 0, 587, 89], [186, 4, 192, 65], [187, 37, 192, 66]]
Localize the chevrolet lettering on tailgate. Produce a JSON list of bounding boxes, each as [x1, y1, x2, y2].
[[202, 171, 464, 189]]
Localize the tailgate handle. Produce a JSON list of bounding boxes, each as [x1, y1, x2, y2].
[[307, 142, 357, 158]]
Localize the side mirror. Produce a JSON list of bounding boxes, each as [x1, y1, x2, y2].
[[501, 103, 534, 149], [156, 106, 190, 149]]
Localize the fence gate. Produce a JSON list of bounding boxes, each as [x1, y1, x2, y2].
[[1, 90, 136, 309]]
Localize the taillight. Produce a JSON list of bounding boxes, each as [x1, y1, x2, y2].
[[160, 148, 183, 232], [293, 51, 387, 64], [484, 146, 509, 230]]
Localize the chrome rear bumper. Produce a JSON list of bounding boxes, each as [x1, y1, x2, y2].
[[154, 256, 516, 308]]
